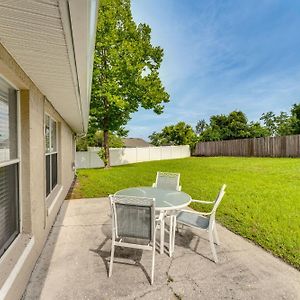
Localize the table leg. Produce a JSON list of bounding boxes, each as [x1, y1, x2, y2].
[[160, 211, 165, 254], [169, 214, 173, 257], [172, 215, 176, 255]]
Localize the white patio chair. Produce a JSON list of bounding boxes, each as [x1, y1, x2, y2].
[[176, 184, 226, 263], [152, 171, 181, 191], [109, 195, 161, 284], [152, 171, 181, 256]]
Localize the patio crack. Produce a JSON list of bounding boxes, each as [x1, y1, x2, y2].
[[166, 253, 188, 300], [166, 253, 194, 282], [133, 252, 192, 299], [133, 285, 165, 299], [168, 285, 182, 300]]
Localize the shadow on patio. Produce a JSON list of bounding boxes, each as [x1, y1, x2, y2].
[[23, 198, 300, 300]]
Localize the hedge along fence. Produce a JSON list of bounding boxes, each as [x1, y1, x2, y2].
[[194, 135, 300, 157], [76, 145, 191, 169]]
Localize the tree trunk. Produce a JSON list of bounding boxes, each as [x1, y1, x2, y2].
[[102, 92, 110, 169], [103, 129, 110, 168]]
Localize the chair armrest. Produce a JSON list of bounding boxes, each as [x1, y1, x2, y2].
[[152, 183, 157, 188], [155, 213, 164, 222], [191, 199, 214, 204], [179, 209, 212, 216]]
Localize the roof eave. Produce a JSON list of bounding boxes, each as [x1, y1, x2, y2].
[[59, 0, 98, 133]]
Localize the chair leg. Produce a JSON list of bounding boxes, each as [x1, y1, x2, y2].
[[213, 227, 220, 246], [109, 242, 115, 277], [171, 215, 176, 255], [169, 215, 173, 257], [151, 242, 155, 284], [177, 223, 183, 235], [160, 212, 165, 255], [209, 231, 218, 263]]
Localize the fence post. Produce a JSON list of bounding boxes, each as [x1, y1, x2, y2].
[[136, 147, 138, 163], [88, 150, 91, 168]]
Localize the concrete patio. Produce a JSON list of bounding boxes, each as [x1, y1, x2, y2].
[[23, 198, 300, 300]]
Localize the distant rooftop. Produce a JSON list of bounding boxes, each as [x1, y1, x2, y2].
[[122, 138, 154, 148]]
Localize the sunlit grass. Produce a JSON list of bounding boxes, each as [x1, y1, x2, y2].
[[72, 157, 300, 269]]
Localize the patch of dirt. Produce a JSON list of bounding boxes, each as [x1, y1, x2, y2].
[[65, 175, 81, 199]]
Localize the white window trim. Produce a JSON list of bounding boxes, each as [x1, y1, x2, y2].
[[45, 113, 58, 199], [17, 90, 22, 232], [45, 113, 58, 154], [0, 76, 21, 257], [0, 158, 20, 168]]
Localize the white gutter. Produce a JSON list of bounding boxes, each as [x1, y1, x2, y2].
[[58, 0, 84, 132], [64, 0, 98, 133]]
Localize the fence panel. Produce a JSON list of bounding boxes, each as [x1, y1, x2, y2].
[[136, 147, 150, 162], [76, 145, 190, 169], [172, 146, 182, 158], [161, 146, 172, 160], [194, 135, 300, 158], [149, 147, 162, 161]]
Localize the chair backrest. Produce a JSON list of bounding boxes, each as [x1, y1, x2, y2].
[[109, 195, 155, 241], [155, 172, 180, 191], [211, 184, 226, 215]]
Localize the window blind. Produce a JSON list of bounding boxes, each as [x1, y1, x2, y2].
[[0, 164, 19, 256], [0, 77, 19, 257]]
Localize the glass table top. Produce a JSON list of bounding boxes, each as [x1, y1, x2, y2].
[[115, 186, 191, 210]]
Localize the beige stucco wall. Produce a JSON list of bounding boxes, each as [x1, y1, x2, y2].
[[0, 44, 76, 300]]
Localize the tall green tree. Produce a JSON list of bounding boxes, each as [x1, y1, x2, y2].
[[260, 111, 277, 136], [291, 103, 300, 134], [76, 131, 124, 151], [149, 122, 198, 149], [260, 111, 294, 136], [90, 0, 169, 167], [276, 112, 293, 136], [199, 110, 269, 141], [248, 121, 270, 137], [148, 131, 169, 146], [195, 119, 207, 135]]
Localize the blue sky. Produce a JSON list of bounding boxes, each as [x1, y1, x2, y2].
[[127, 0, 300, 140]]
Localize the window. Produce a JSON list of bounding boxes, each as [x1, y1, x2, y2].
[[45, 115, 58, 197], [0, 77, 19, 257]]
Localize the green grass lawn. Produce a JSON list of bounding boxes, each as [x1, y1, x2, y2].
[[72, 157, 300, 269]]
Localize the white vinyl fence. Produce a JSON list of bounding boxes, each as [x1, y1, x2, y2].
[[76, 145, 190, 169]]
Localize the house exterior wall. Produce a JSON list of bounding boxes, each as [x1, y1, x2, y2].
[[0, 43, 75, 300]]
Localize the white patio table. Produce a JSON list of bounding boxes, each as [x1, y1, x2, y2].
[[115, 186, 192, 255]]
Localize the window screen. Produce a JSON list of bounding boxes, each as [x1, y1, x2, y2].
[[45, 115, 58, 197], [46, 154, 51, 196], [51, 153, 57, 189], [0, 77, 19, 257]]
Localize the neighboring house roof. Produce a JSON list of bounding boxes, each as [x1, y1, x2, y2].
[[122, 138, 154, 148], [0, 0, 98, 133]]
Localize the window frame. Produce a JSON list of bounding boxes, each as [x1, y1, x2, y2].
[[0, 75, 21, 257], [44, 113, 58, 198]]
